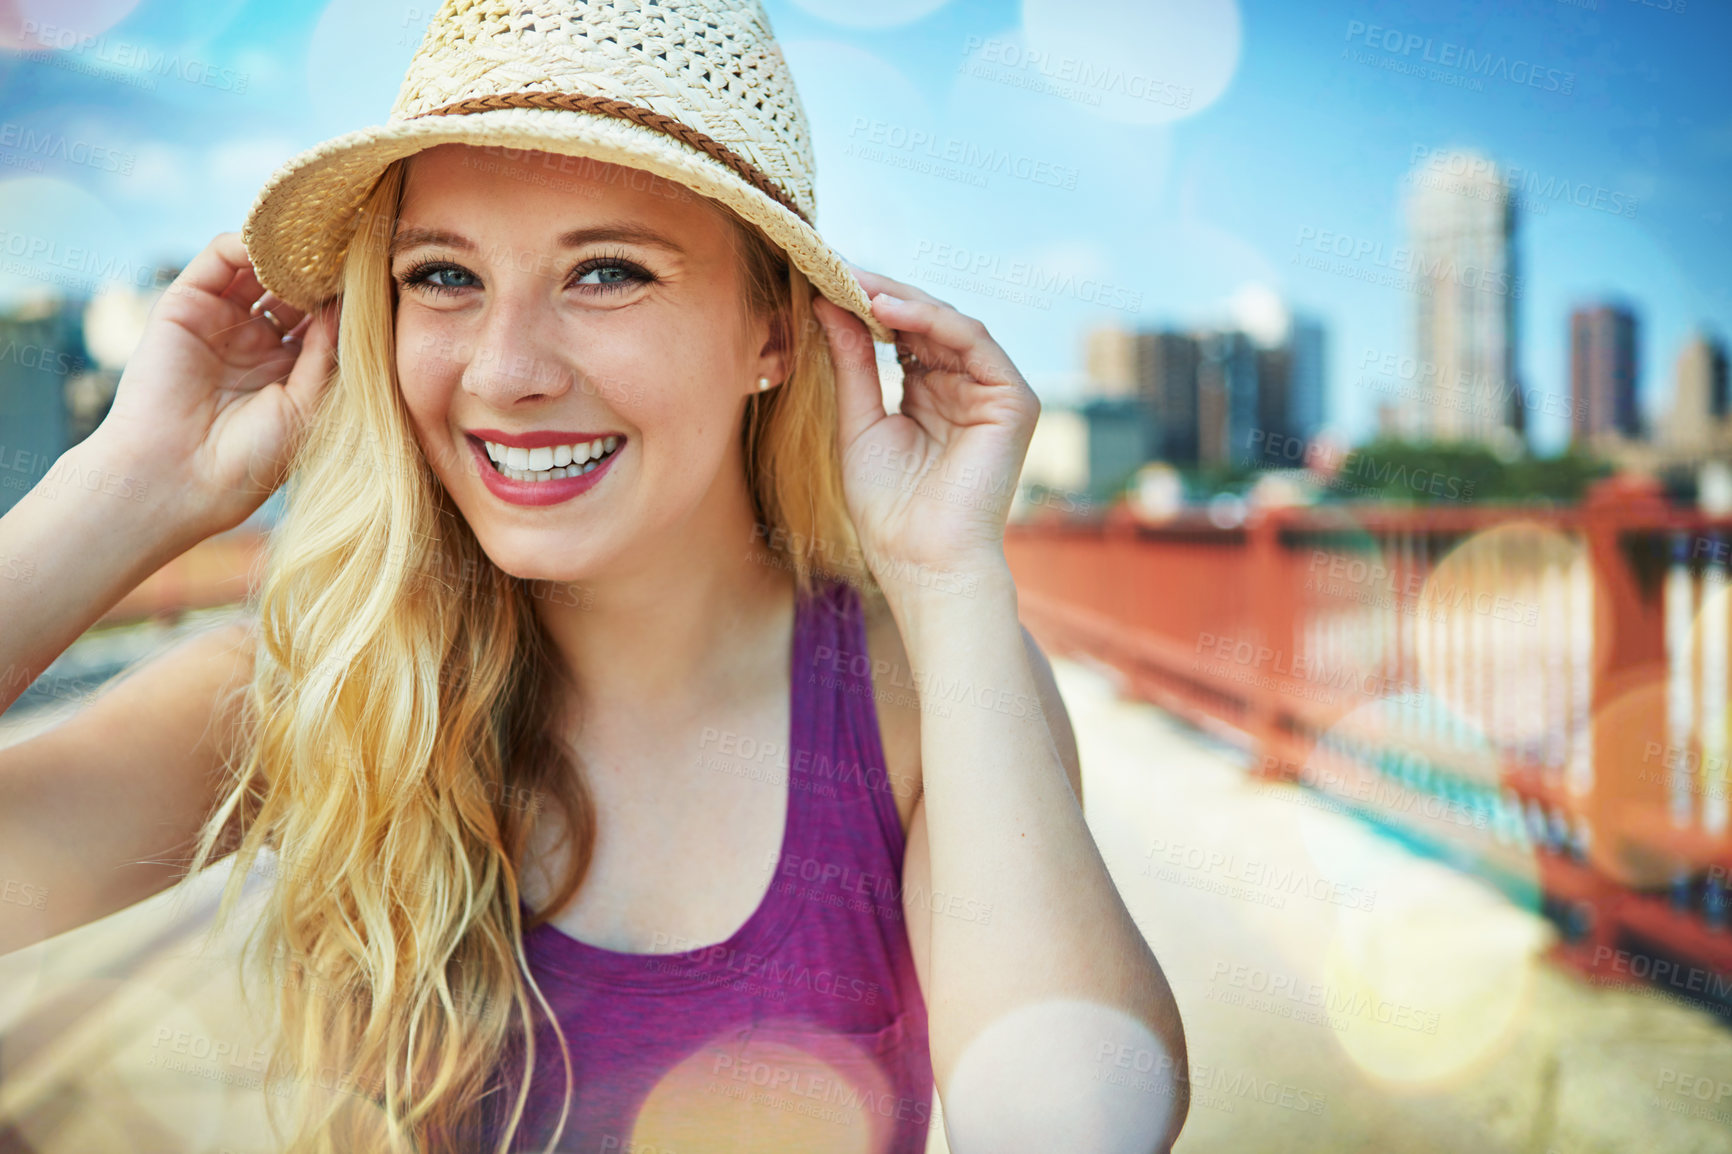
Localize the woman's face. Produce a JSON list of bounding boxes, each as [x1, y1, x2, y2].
[[390, 143, 784, 583]]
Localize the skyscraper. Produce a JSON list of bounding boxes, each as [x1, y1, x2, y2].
[[0, 292, 88, 517], [1135, 330, 1201, 465], [1196, 330, 1258, 468], [1404, 149, 1522, 445], [1569, 303, 1640, 444], [1254, 314, 1326, 462], [1665, 330, 1729, 453], [1083, 325, 1139, 399], [1292, 318, 1327, 440]]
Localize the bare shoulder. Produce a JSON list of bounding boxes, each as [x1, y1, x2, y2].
[[858, 586, 1083, 834]]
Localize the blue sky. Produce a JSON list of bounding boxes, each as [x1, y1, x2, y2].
[[0, 0, 1726, 454]]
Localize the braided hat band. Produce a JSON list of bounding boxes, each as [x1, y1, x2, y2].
[[242, 0, 892, 342], [407, 90, 809, 224]]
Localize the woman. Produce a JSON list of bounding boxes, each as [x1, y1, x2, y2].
[[0, 1, 1187, 1151]]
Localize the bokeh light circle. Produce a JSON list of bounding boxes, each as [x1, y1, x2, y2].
[[0, 0, 143, 53], [942, 998, 1174, 1154], [1323, 890, 1541, 1088], [1684, 571, 1732, 837], [1289, 691, 1545, 1087], [788, 0, 954, 29], [628, 1024, 896, 1153], [306, 0, 427, 134], [1415, 522, 1596, 753], [0, 175, 135, 306], [1020, 0, 1242, 125]]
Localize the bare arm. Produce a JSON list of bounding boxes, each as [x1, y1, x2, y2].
[[0, 437, 209, 717], [0, 618, 256, 954], [0, 430, 236, 953], [894, 569, 1188, 1152], [814, 267, 1186, 1152]]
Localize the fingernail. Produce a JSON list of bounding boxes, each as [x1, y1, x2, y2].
[[873, 293, 904, 307]]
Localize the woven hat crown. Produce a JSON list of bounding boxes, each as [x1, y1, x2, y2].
[[394, 0, 816, 222], [244, 0, 892, 340]]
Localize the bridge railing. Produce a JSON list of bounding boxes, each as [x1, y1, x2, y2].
[[1006, 479, 1732, 1001]]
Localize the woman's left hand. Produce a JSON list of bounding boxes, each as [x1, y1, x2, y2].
[[812, 268, 1040, 595]]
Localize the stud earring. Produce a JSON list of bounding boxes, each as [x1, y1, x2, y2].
[[756, 376, 772, 391]]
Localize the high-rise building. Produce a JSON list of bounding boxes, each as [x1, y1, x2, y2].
[[1286, 317, 1327, 446], [1197, 330, 1258, 468], [0, 292, 89, 516], [1083, 325, 1139, 398], [1255, 343, 1290, 456], [1569, 303, 1640, 444], [1404, 149, 1522, 444], [1078, 397, 1151, 496], [1245, 315, 1327, 466], [1135, 330, 1201, 465], [1665, 331, 1729, 453]]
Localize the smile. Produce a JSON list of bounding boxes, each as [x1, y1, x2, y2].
[[482, 435, 621, 482]]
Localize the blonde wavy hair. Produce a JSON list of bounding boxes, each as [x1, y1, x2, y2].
[[184, 154, 880, 1153]]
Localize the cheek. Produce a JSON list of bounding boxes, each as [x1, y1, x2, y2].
[[395, 349, 446, 424], [393, 337, 462, 469], [593, 319, 744, 435]]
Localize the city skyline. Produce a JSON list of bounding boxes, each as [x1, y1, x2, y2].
[[0, 1, 1724, 459]]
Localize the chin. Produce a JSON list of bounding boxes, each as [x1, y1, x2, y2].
[[502, 557, 595, 586], [474, 536, 598, 588]]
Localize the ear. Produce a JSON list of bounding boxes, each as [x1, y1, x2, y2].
[[750, 297, 793, 391]]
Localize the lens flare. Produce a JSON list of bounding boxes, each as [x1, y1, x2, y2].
[[628, 1024, 895, 1153], [1021, 0, 1242, 125], [789, 0, 953, 29], [1324, 892, 1542, 1088], [0, 0, 143, 53], [942, 999, 1174, 1154], [1415, 523, 1595, 753]]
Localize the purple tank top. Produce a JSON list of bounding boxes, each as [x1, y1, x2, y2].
[[484, 575, 933, 1153]]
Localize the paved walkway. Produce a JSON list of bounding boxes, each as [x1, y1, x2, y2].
[[926, 654, 1732, 1154]]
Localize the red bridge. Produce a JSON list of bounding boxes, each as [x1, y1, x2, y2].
[[1006, 477, 1732, 1007]]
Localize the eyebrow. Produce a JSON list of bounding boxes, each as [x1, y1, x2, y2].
[[387, 223, 687, 261]]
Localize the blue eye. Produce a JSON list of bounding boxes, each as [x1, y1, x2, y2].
[[397, 261, 476, 295], [578, 265, 629, 285], [573, 258, 653, 291]]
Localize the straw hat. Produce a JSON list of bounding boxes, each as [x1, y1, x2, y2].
[[242, 0, 893, 343]]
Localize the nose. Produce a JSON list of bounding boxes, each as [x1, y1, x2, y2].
[[457, 284, 577, 408]]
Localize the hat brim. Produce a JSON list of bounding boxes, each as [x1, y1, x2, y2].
[[241, 106, 895, 344]]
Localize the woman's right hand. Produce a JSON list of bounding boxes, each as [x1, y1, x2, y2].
[[91, 230, 341, 539]]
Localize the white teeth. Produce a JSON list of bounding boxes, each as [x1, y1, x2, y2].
[[483, 436, 621, 483], [482, 439, 618, 465]]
